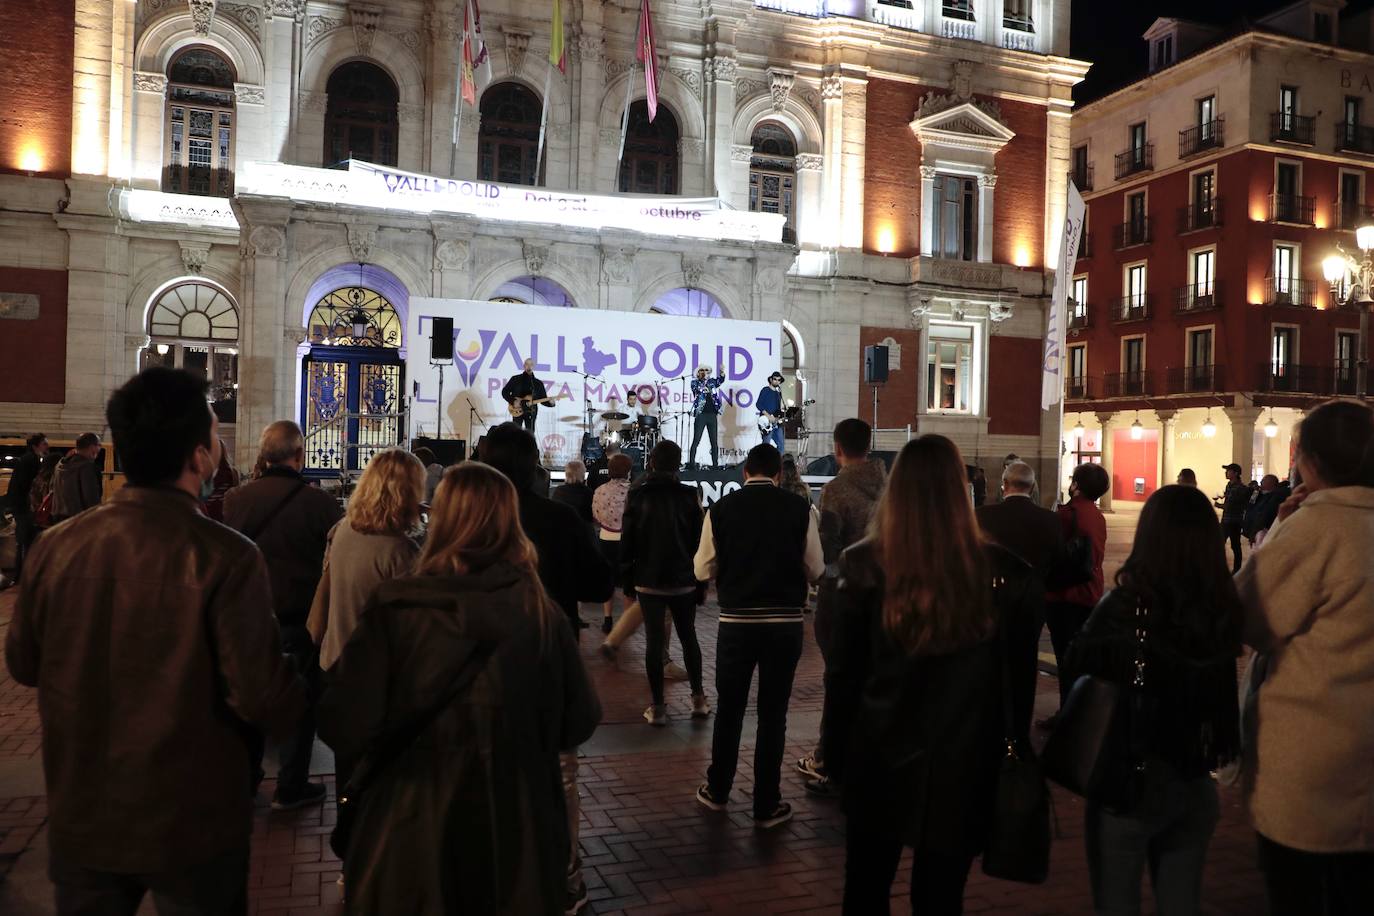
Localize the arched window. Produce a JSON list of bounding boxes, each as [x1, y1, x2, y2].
[[750, 121, 798, 244], [324, 62, 399, 168], [619, 101, 679, 195], [650, 288, 724, 318], [142, 282, 240, 422], [490, 276, 574, 307], [307, 287, 403, 348], [780, 328, 803, 407], [478, 83, 543, 186], [164, 47, 236, 197]]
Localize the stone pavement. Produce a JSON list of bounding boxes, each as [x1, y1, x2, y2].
[[0, 504, 1266, 914]]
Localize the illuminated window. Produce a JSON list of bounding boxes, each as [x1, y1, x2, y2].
[[143, 283, 240, 422], [926, 324, 974, 413], [307, 287, 403, 348], [932, 174, 978, 261], [163, 47, 236, 197], [324, 62, 399, 168], [478, 82, 543, 186], [749, 122, 797, 244], [619, 101, 679, 195]]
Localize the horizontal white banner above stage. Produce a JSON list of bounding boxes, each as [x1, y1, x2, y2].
[[234, 160, 786, 244], [407, 298, 783, 468]]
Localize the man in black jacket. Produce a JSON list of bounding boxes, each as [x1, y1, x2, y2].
[[2, 432, 48, 589], [478, 422, 611, 914], [694, 444, 824, 828], [501, 359, 549, 433], [976, 461, 1063, 575], [224, 420, 343, 810]]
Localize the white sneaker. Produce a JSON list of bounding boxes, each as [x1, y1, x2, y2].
[[643, 704, 669, 727], [691, 693, 712, 719], [664, 661, 689, 680]]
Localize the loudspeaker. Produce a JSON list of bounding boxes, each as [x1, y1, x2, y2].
[[864, 344, 889, 384], [411, 436, 466, 466], [870, 450, 898, 471], [430, 317, 454, 361]]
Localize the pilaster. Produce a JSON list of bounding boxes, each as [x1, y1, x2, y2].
[[1155, 409, 1177, 488], [72, 0, 115, 176], [1096, 410, 1117, 511], [1225, 406, 1263, 482], [705, 54, 739, 198], [233, 201, 295, 462]]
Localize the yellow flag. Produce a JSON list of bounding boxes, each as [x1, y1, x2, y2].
[[549, 0, 566, 73]]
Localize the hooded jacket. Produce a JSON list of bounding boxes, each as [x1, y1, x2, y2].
[[1236, 486, 1374, 852], [317, 566, 601, 914]]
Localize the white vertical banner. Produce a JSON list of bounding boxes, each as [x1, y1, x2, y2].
[[1042, 183, 1086, 410]]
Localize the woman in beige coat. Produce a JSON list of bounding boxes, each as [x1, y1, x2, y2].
[[1235, 399, 1374, 916]]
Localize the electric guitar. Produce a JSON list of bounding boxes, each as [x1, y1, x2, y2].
[[507, 392, 573, 418]]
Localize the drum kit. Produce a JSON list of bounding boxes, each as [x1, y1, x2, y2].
[[588, 390, 668, 455]]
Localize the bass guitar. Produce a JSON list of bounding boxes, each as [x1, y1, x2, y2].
[[507, 392, 573, 418]]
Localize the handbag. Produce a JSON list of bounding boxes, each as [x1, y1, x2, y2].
[[330, 642, 492, 859], [981, 598, 1052, 884], [1041, 600, 1151, 809], [1044, 506, 1094, 591]]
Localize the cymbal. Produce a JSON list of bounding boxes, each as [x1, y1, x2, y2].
[[601, 411, 630, 421]]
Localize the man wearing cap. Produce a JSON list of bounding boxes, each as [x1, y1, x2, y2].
[[688, 366, 725, 469], [1219, 462, 1249, 573], [757, 372, 786, 452]]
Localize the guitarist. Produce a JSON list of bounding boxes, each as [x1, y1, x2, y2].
[[501, 359, 549, 433], [756, 371, 786, 451]]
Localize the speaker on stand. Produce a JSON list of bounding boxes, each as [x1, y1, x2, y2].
[[864, 344, 889, 429], [430, 317, 454, 438]]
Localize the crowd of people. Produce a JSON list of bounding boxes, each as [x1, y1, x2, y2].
[[3, 365, 1374, 916]]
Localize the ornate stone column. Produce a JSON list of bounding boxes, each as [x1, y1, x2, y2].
[[1225, 406, 1262, 482], [131, 72, 167, 186], [705, 55, 739, 198], [264, 1, 304, 176], [1155, 408, 1177, 488], [795, 153, 824, 248], [977, 173, 996, 262], [425, 0, 461, 175], [234, 208, 293, 465], [1096, 410, 1117, 512]]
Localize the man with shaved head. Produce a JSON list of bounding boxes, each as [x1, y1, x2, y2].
[[225, 420, 343, 809]]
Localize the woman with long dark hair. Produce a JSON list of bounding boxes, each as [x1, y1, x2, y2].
[[1236, 399, 1374, 915], [318, 462, 600, 913], [1064, 484, 1241, 915], [823, 435, 1006, 914]]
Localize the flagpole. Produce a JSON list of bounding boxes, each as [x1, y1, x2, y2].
[[535, 63, 553, 182], [615, 60, 635, 183]]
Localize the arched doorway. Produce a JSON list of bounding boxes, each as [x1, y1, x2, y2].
[[324, 62, 399, 167], [490, 276, 575, 307], [142, 280, 240, 425], [478, 82, 543, 186], [301, 285, 405, 477], [749, 121, 798, 244]]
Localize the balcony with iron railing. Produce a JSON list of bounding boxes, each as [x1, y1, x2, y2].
[[1114, 143, 1154, 180], [1113, 217, 1152, 249], [1069, 162, 1093, 192], [1269, 193, 1315, 225], [1264, 277, 1317, 308], [1067, 300, 1090, 331], [1165, 364, 1226, 394], [1179, 118, 1224, 158], [1178, 198, 1223, 233], [1111, 293, 1151, 323], [1271, 111, 1316, 145], [1104, 371, 1152, 397], [1065, 376, 1094, 400], [1258, 363, 1329, 394], [1338, 202, 1374, 231], [1175, 281, 1221, 314], [1335, 122, 1374, 155], [1335, 360, 1359, 395]]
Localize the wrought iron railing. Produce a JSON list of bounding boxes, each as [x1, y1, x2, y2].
[[1175, 281, 1220, 313], [1269, 193, 1315, 225], [1113, 217, 1152, 249], [1069, 162, 1093, 192], [1065, 376, 1093, 400], [1165, 365, 1226, 394], [1258, 363, 1326, 394], [1178, 198, 1222, 232], [1110, 294, 1151, 323], [1335, 122, 1374, 154], [1271, 112, 1316, 145], [1265, 277, 1316, 307], [1114, 143, 1154, 179], [1104, 371, 1151, 397], [1179, 118, 1224, 157]]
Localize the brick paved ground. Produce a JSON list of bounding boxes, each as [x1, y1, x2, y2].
[[0, 506, 1265, 914]]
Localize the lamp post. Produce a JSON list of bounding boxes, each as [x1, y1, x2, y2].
[[1323, 221, 1374, 398]]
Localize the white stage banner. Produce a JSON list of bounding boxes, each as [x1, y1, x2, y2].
[[408, 299, 783, 467], [1042, 183, 1086, 411]]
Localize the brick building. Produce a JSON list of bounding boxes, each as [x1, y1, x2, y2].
[[1066, 0, 1374, 506], [0, 0, 1085, 489]]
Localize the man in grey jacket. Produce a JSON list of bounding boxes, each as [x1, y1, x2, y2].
[[50, 432, 103, 523], [796, 418, 886, 794]]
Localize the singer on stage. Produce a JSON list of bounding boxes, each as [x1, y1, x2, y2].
[[688, 366, 725, 470], [502, 359, 548, 432]]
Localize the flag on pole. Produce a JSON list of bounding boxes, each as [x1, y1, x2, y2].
[[1042, 182, 1087, 411], [460, 0, 491, 106], [549, 0, 567, 74], [637, 0, 659, 122]]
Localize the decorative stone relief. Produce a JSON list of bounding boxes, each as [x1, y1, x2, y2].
[[234, 83, 265, 105], [299, 90, 329, 113], [503, 27, 532, 76], [0, 292, 40, 320], [598, 127, 621, 146], [351, 3, 383, 56], [796, 87, 821, 114], [284, 326, 308, 346], [218, 3, 262, 38], [755, 267, 783, 293], [247, 225, 285, 258], [134, 72, 168, 94], [576, 32, 603, 64], [188, 0, 216, 36], [547, 124, 571, 141], [979, 173, 998, 188], [795, 153, 823, 171], [919, 165, 937, 179], [384, 29, 421, 55], [679, 138, 705, 157], [397, 102, 425, 122], [605, 58, 634, 81], [434, 239, 470, 270], [730, 144, 753, 163], [734, 78, 765, 102], [306, 15, 343, 46], [669, 67, 702, 100], [523, 243, 550, 276], [425, 10, 461, 41], [952, 60, 974, 101], [916, 90, 1003, 123], [878, 336, 903, 369], [768, 68, 795, 112], [178, 242, 211, 275], [821, 75, 843, 100], [124, 332, 150, 352], [266, 0, 306, 21], [706, 57, 737, 84], [347, 225, 377, 262], [601, 246, 636, 285], [139, 0, 178, 21], [989, 302, 1014, 323], [681, 256, 706, 290]]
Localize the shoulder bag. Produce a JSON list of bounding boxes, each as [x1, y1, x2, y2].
[[981, 578, 1052, 884], [330, 642, 492, 859], [1044, 505, 1094, 591], [1040, 600, 1152, 810], [241, 480, 307, 542]]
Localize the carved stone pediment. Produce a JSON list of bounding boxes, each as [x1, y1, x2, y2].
[[910, 100, 1016, 153]]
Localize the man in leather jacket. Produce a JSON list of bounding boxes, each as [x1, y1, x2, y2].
[[5, 368, 305, 914]]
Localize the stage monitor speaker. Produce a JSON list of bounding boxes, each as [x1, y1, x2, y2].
[[805, 454, 838, 477], [411, 437, 466, 466], [870, 450, 898, 471], [864, 344, 889, 384], [430, 317, 454, 361]]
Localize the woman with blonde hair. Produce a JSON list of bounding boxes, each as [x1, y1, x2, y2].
[[319, 462, 600, 914], [824, 434, 1021, 914]]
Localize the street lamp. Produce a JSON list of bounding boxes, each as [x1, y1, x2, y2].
[[1130, 413, 1144, 440], [1264, 412, 1279, 438], [1323, 219, 1374, 398], [1072, 416, 1085, 440], [1202, 410, 1217, 438]]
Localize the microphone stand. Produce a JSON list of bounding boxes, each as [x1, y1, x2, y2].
[[465, 397, 486, 446]]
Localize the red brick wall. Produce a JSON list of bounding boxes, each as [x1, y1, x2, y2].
[[0, 0, 75, 177], [863, 80, 932, 257], [993, 99, 1047, 268], [987, 336, 1044, 435], [858, 327, 921, 427], [0, 268, 68, 403]]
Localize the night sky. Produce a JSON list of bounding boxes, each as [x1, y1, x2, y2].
[[1070, 0, 1374, 104]]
